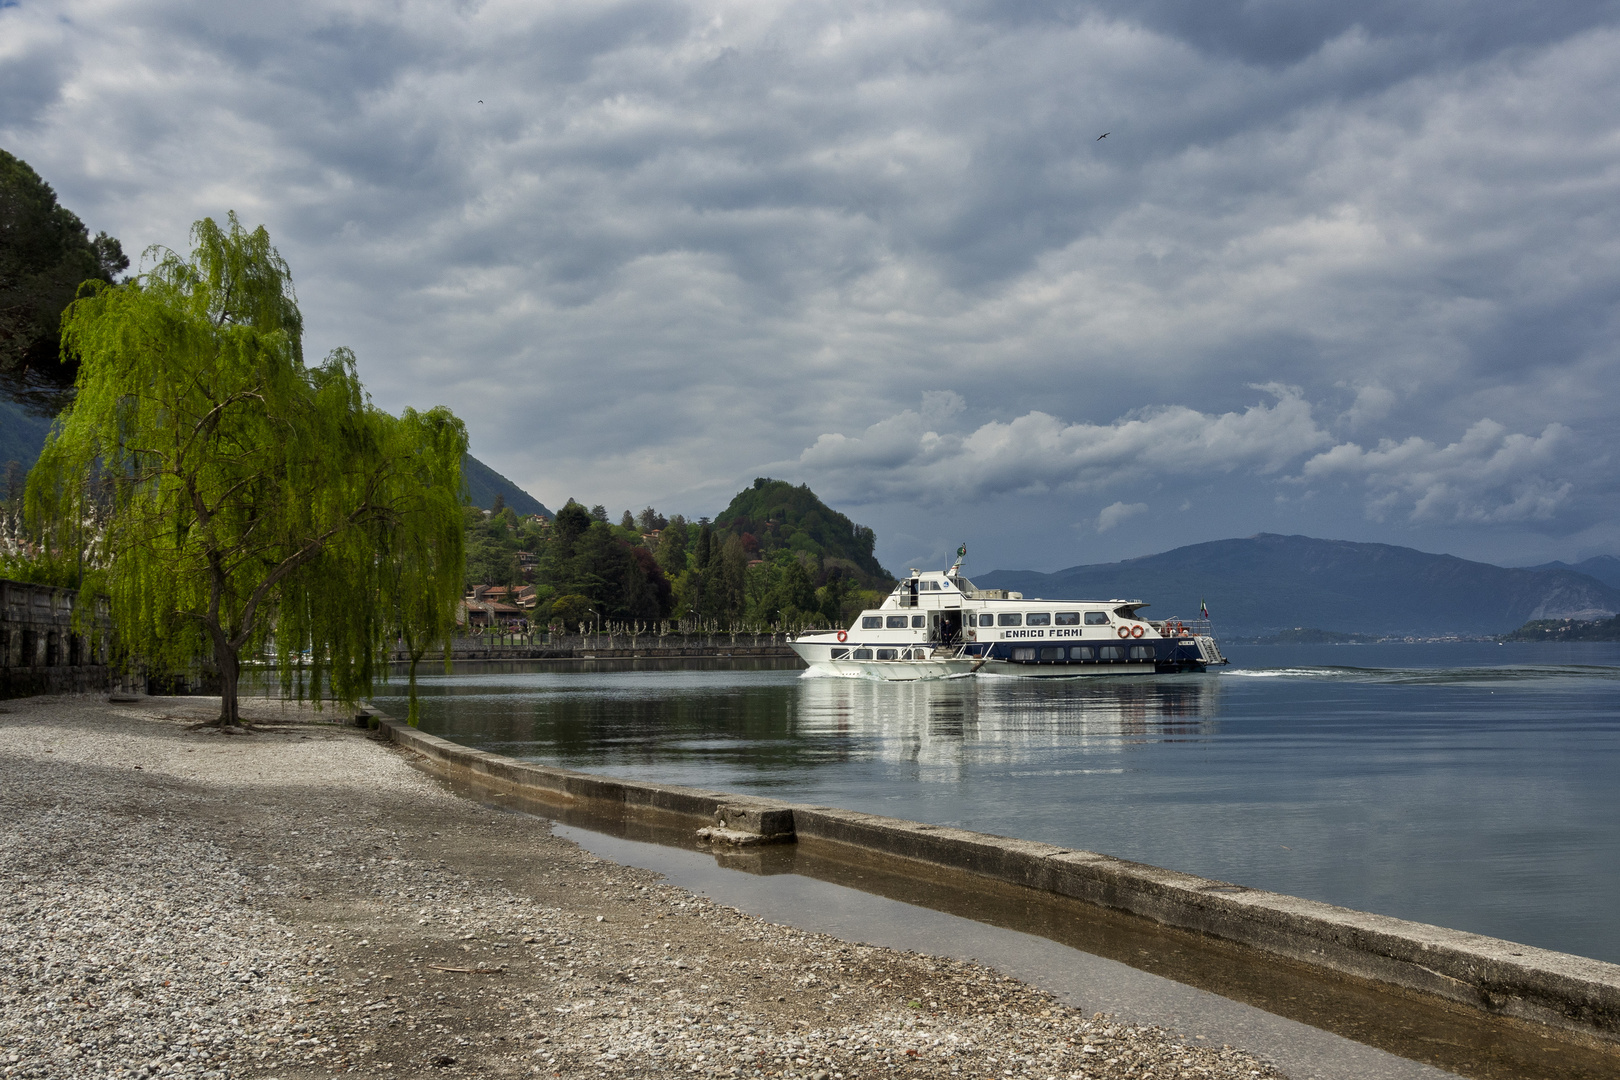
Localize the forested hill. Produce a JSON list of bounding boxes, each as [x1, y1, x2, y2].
[[715, 478, 893, 586], [974, 534, 1620, 637], [461, 455, 551, 517]]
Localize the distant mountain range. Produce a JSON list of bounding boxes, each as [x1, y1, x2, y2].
[[974, 534, 1620, 637], [0, 398, 53, 473], [1519, 555, 1620, 591]]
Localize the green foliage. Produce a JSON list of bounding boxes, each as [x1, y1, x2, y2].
[[455, 481, 886, 633], [714, 477, 890, 587], [1503, 616, 1620, 642], [655, 516, 688, 575], [550, 593, 596, 631], [0, 149, 128, 414], [26, 214, 466, 725]]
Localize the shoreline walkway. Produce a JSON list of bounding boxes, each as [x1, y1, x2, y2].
[[2, 693, 1282, 1080]]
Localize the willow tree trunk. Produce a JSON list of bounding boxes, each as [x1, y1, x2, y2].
[[407, 645, 427, 726], [211, 629, 242, 726]]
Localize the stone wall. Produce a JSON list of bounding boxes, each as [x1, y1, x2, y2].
[[0, 578, 115, 698]]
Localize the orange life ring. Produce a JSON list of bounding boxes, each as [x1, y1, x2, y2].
[[1131, 625, 1144, 638], [1117, 626, 1130, 638], [837, 630, 847, 642]]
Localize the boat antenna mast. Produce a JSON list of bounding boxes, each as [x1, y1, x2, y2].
[[947, 543, 967, 577]]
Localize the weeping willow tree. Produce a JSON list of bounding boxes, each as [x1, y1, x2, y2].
[[26, 214, 467, 726], [380, 408, 466, 725]]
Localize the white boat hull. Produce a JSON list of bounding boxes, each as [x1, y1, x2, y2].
[[790, 639, 976, 681], [811, 658, 978, 681]]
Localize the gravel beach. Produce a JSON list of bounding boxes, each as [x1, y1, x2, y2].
[[0, 694, 1289, 1080]]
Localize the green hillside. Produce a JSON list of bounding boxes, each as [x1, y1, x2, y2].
[[461, 455, 551, 517], [715, 478, 893, 586]]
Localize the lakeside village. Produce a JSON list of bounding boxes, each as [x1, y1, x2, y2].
[[454, 478, 897, 642]]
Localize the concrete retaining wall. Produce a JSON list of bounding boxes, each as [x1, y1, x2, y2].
[[377, 714, 1620, 1045]]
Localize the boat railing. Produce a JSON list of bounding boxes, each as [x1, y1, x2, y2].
[[1158, 618, 1215, 636]]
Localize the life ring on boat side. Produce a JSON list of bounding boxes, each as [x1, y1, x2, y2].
[[1117, 626, 1130, 638], [1131, 625, 1144, 638], [837, 630, 847, 642]]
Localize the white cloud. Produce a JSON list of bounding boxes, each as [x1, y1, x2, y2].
[[1302, 420, 1576, 523], [1096, 501, 1148, 533], [4, 1, 1618, 564], [797, 385, 1332, 501]]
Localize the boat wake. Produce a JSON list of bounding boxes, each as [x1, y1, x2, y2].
[[1222, 663, 1620, 685]]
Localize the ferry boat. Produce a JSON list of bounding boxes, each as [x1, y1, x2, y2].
[[791, 549, 1226, 679]]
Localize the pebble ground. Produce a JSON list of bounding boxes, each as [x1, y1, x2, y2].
[[0, 694, 1289, 1080]]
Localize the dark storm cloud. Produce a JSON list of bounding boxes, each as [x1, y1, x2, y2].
[[3, 0, 1618, 568]]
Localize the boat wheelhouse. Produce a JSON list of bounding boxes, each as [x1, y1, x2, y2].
[[791, 552, 1225, 679]]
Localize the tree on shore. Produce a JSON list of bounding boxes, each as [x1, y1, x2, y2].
[[27, 214, 467, 726]]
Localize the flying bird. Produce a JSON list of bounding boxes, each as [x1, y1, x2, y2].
[[1097, 132, 1109, 140], [478, 100, 484, 104]]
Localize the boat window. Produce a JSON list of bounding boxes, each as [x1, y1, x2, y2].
[[1070, 646, 1094, 660], [886, 615, 909, 628], [862, 616, 882, 629], [1054, 612, 1080, 626], [1129, 646, 1153, 660], [978, 613, 994, 627], [1084, 611, 1110, 625], [1099, 645, 1123, 660], [852, 649, 873, 660], [911, 615, 925, 628], [1026, 612, 1051, 626], [998, 612, 1022, 626], [876, 648, 899, 660], [830, 648, 849, 660], [1039, 646, 1065, 660], [1012, 647, 1035, 661]]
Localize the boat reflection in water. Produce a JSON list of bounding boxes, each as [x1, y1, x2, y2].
[[793, 673, 1223, 778]]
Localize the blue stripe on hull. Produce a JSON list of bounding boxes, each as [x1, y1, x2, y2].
[[966, 640, 1208, 673]]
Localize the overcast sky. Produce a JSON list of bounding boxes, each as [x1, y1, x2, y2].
[[5, 0, 1618, 574]]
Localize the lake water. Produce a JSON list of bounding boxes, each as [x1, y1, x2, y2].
[[374, 642, 1620, 965]]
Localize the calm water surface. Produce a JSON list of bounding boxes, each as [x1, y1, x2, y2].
[[375, 642, 1620, 964]]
